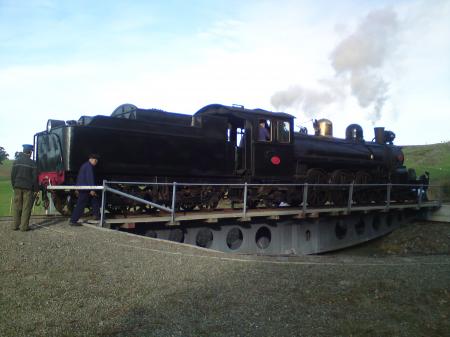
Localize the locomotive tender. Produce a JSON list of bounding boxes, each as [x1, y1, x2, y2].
[[35, 103, 422, 214]]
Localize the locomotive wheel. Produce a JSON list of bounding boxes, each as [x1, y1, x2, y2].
[[286, 186, 303, 207], [354, 171, 372, 204], [371, 181, 385, 204], [179, 201, 196, 212], [126, 186, 147, 214], [263, 190, 285, 208], [200, 188, 223, 209], [228, 190, 259, 209], [177, 187, 200, 211], [246, 199, 260, 209], [306, 169, 328, 207], [51, 191, 76, 216], [141, 187, 157, 214], [330, 170, 353, 207], [206, 196, 220, 209]]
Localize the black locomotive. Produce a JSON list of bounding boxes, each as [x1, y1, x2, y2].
[[35, 103, 423, 214]]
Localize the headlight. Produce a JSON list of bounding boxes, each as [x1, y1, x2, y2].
[[46, 119, 66, 132]]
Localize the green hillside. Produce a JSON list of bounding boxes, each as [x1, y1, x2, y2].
[[0, 159, 46, 216], [0, 160, 13, 215], [0, 158, 13, 178], [403, 142, 450, 200]]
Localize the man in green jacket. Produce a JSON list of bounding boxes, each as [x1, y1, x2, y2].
[[11, 144, 38, 231]]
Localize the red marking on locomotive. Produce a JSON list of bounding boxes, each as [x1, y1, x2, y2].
[[271, 156, 281, 165], [38, 171, 65, 186]]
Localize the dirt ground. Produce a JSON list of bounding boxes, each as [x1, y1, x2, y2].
[[0, 218, 449, 337]]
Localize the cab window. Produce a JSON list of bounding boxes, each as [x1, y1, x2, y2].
[[237, 128, 246, 147], [257, 119, 271, 142], [277, 121, 290, 143]]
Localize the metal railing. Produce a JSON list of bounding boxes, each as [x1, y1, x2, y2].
[[46, 181, 442, 227]]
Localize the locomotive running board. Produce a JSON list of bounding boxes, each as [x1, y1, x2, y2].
[[104, 202, 440, 225]]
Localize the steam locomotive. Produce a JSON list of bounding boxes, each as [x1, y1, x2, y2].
[[35, 103, 424, 214]]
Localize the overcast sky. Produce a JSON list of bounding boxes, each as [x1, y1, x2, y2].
[[1, 0, 449, 155]]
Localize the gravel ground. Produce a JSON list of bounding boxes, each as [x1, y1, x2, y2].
[[0, 218, 449, 337]]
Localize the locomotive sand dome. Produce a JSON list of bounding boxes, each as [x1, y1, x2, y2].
[[345, 124, 364, 142], [33, 103, 435, 254], [313, 118, 333, 137]]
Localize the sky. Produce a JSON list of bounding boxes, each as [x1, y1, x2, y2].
[[0, 0, 449, 156]]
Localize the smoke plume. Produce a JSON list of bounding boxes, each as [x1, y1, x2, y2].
[[331, 8, 398, 122], [271, 85, 335, 118], [271, 8, 399, 123]]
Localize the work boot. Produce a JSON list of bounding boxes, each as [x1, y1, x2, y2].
[[69, 222, 82, 226], [68, 220, 82, 226]]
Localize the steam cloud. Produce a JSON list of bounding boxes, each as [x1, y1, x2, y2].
[[271, 79, 346, 118], [271, 85, 334, 117], [271, 8, 399, 123]]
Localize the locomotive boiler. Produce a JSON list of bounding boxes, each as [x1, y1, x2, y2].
[[35, 103, 423, 215]]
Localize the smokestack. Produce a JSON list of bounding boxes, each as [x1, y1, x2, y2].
[[374, 127, 385, 144]]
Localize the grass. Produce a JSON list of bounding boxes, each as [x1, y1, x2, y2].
[[0, 158, 13, 178], [0, 160, 46, 216], [403, 142, 450, 200], [403, 142, 450, 181], [0, 179, 13, 215], [0, 160, 13, 215]]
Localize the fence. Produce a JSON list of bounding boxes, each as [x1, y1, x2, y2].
[[45, 181, 443, 227]]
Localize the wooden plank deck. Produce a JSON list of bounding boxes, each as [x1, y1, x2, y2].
[[105, 201, 441, 225]]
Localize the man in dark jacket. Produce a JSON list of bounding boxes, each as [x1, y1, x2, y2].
[[11, 144, 38, 231], [69, 154, 101, 226]]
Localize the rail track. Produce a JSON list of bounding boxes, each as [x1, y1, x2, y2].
[[0, 215, 66, 222]]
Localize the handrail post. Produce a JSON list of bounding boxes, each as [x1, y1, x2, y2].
[[243, 182, 248, 218], [302, 183, 308, 213], [100, 180, 107, 227], [438, 185, 443, 207], [347, 182, 354, 212], [418, 184, 423, 208], [9, 196, 13, 216], [386, 183, 391, 211], [49, 191, 54, 215], [171, 182, 177, 224]]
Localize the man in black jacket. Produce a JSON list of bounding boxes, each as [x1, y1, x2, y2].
[[11, 144, 38, 231], [69, 154, 100, 226]]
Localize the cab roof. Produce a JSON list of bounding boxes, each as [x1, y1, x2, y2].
[[195, 104, 294, 121]]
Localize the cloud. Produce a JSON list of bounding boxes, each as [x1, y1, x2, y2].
[[271, 81, 342, 118], [271, 7, 400, 124], [330, 8, 398, 123], [330, 9, 398, 72]]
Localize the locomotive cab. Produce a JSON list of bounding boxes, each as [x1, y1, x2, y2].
[[252, 116, 295, 180], [195, 104, 295, 180]]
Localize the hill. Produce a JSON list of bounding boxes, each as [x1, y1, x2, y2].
[[0, 160, 14, 215], [0, 159, 13, 179], [403, 142, 450, 200], [0, 160, 13, 216]]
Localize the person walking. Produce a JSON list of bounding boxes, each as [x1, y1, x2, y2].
[[69, 154, 101, 226], [11, 144, 38, 231]]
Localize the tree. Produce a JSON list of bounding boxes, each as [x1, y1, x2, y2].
[[0, 146, 8, 165]]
